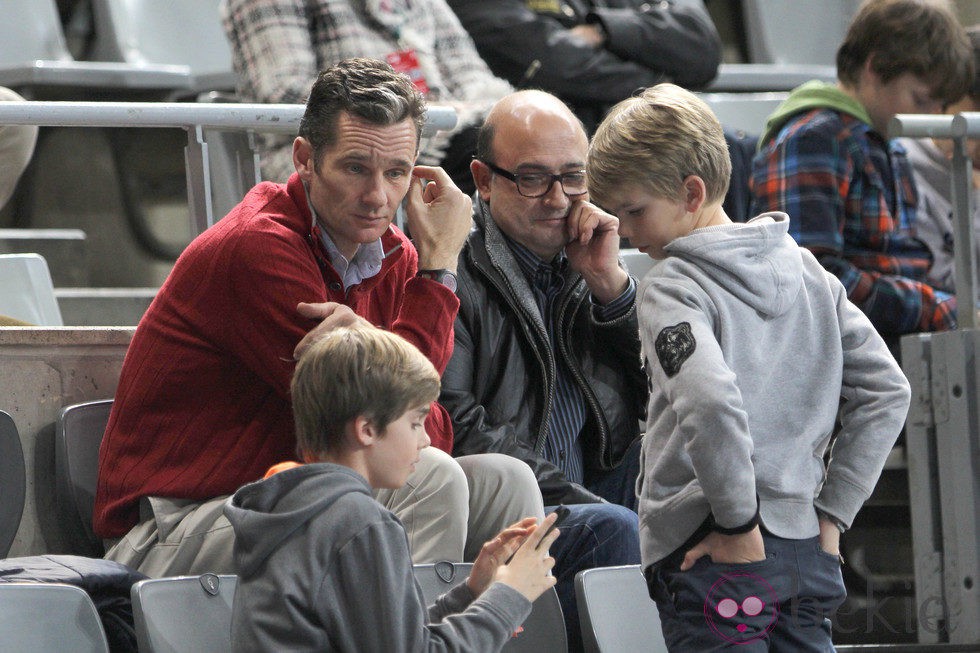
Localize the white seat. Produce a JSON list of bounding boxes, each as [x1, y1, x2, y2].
[[0, 583, 110, 653], [620, 249, 655, 283], [90, 0, 236, 93], [0, 253, 63, 325], [575, 565, 667, 653], [741, 0, 860, 66], [131, 574, 237, 653]]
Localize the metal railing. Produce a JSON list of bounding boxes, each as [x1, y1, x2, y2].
[[0, 101, 457, 235], [890, 112, 978, 329]]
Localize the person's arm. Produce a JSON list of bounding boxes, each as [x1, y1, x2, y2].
[[641, 278, 759, 533], [447, 0, 662, 104], [441, 284, 604, 506], [318, 517, 532, 652], [813, 276, 911, 530], [751, 126, 957, 336], [587, 0, 721, 88]]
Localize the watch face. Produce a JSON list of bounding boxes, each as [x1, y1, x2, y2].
[[438, 271, 458, 293]]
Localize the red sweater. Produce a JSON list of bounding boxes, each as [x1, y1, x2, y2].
[[94, 174, 459, 538]]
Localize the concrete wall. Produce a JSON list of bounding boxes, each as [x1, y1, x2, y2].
[[0, 327, 133, 557]]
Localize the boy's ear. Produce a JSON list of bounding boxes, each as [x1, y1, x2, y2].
[[681, 175, 707, 213], [349, 415, 382, 447]]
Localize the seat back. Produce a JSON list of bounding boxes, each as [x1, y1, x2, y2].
[[0, 582, 110, 652], [55, 399, 114, 556], [131, 573, 237, 653], [90, 0, 235, 88], [741, 0, 858, 66], [413, 562, 568, 652], [0, 411, 26, 558], [0, 0, 73, 66], [0, 253, 64, 326], [575, 565, 667, 653]]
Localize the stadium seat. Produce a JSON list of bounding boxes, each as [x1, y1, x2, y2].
[[0, 582, 110, 652], [413, 561, 568, 652], [741, 0, 859, 66], [0, 0, 190, 92], [131, 573, 237, 653], [620, 249, 655, 282], [55, 399, 114, 557], [90, 0, 236, 94], [574, 565, 668, 653], [0, 253, 64, 326], [0, 410, 26, 558]]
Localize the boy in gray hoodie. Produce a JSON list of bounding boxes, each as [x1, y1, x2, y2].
[[224, 326, 560, 651], [587, 84, 912, 651]]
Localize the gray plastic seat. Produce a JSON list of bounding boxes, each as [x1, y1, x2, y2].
[[55, 399, 114, 557], [0, 410, 26, 558], [90, 0, 236, 93], [574, 564, 667, 653], [0, 0, 190, 92], [414, 561, 568, 652], [0, 253, 64, 326], [131, 573, 237, 653], [0, 582, 110, 652]]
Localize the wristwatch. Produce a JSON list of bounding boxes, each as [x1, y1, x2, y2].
[[416, 268, 458, 293]]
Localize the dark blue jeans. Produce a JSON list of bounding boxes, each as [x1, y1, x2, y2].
[[647, 533, 847, 652], [548, 438, 642, 652]]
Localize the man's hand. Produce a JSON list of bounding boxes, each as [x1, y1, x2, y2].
[[565, 200, 629, 304], [818, 516, 841, 557], [680, 526, 766, 571], [406, 166, 472, 272], [293, 302, 373, 360], [569, 24, 606, 48]]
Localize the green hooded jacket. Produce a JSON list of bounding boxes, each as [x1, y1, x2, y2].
[[760, 80, 873, 147]]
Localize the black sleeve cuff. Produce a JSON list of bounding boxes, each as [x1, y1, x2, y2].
[[707, 498, 760, 535]]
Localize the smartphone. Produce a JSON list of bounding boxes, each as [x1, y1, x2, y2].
[[535, 505, 570, 550]]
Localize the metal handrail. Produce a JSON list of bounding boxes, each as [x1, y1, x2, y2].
[[0, 101, 458, 234], [890, 113, 978, 329]]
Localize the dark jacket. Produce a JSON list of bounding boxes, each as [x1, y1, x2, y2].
[[446, 0, 721, 130], [441, 200, 646, 506]]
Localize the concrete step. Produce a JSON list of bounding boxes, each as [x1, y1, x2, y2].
[[55, 287, 156, 326], [0, 228, 88, 286]]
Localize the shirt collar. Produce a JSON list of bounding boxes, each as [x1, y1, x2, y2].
[[504, 233, 567, 287], [304, 181, 385, 290]]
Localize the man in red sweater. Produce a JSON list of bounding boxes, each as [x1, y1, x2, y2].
[[94, 58, 543, 576]]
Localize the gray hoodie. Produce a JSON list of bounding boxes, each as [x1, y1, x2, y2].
[[224, 463, 531, 651], [637, 213, 911, 568]]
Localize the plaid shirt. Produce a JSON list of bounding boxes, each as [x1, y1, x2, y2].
[[221, 0, 512, 180], [751, 108, 957, 336]]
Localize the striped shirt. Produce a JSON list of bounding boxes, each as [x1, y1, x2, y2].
[[751, 108, 957, 337], [507, 238, 635, 483]]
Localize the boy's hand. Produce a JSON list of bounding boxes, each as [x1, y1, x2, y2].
[[818, 516, 841, 557], [466, 517, 537, 597], [680, 526, 766, 571], [493, 513, 560, 603], [565, 200, 629, 304]]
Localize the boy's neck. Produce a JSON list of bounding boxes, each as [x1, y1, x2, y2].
[[693, 203, 731, 231]]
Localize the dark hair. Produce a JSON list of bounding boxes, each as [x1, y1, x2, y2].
[[968, 25, 980, 100], [299, 58, 427, 171], [836, 0, 974, 105]]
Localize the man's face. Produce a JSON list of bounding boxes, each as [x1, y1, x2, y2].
[[863, 71, 942, 135], [294, 112, 418, 259], [476, 108, 590, 261]]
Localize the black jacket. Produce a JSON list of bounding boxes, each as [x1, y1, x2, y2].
[[446, 0, 721, 130], [442, 200, 646, 506]]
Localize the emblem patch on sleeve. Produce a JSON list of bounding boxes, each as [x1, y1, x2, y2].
[[655, 322, 695, 377]]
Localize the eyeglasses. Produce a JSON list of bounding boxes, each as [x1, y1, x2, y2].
[[484, 162, 588, 198]]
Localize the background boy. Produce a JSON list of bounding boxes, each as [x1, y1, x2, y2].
[[750, 0, 974, 351], [588, 83, 912, 651], [225, 325, 559, 651]]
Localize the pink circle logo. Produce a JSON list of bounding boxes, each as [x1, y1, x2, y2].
[[704, 571, 779, 644]]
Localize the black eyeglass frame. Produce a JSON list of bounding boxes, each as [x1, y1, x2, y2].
[[483, 161, 588, 198]]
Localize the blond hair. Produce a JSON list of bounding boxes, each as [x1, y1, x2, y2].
[[291, 326, 440, 458], [588, 83, 731, 209]]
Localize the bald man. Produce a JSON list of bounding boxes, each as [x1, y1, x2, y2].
[[440, 91, 644, 651]]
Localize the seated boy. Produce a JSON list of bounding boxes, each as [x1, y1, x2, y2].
[[224, 325, 559, 651], [587, 83, 912, 651], [750, 0, 974, 350]]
